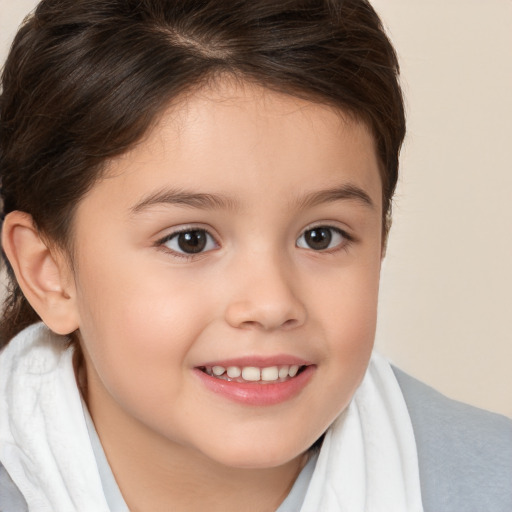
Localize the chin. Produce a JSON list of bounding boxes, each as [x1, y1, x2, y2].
[[199, 435, 314, 470]]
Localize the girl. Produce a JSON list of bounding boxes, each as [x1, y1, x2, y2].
[[1, 1, 510, 511]]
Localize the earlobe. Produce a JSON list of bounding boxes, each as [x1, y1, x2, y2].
[[1, 211, 79, 335]]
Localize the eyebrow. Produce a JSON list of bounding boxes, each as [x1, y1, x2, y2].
[[130, 188, 238, 214], [130, 183, 374, 214], [293, 183, 375, 210]]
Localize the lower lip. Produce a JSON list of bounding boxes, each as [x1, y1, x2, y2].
[[194, 366, 315, 406]]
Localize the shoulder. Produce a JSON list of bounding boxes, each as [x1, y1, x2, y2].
[[393, 366, 512, 512]]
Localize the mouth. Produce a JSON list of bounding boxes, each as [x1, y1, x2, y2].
[[194, 359, 315, 405], [197, 364, 309, 383]]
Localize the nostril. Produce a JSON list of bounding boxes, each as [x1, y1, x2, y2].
[[239, 318, 301, 331], [281, 318, 300, 329], [239, 320, 259, 330]]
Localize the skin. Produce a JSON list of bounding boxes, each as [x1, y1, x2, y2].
[[7, 79, 385, 511]]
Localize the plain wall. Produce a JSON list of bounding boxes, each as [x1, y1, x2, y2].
[[1, 0, 511, 418], [372, 0, 512, 418]]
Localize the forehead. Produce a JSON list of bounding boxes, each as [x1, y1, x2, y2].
[[91, 79, 382, 215]]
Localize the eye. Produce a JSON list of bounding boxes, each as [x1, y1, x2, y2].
[[296, 226, 348, 251], [161, 229, 218, 255]]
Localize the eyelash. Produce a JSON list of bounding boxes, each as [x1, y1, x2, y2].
[[155, 224, 353, 260], [156, 227, 219, 261], [296, 225, 353, 253]]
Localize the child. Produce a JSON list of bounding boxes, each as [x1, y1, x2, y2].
[[0, 0, 510, 511]]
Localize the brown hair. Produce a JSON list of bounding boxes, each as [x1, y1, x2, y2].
[[0, 0, 405, 346]]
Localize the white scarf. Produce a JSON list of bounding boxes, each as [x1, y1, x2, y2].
[[0, 323, 423, 512], [300, 352, 424, 511]]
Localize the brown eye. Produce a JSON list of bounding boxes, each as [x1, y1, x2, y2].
[[163, 229, 217, 254], [177, 231, 207, 253], [296, 226, 345, 251]]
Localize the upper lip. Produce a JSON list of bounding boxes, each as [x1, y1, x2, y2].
[[196, 355, 312, 368]]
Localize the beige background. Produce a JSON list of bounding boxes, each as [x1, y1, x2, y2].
[[1, 1, 511, 418]]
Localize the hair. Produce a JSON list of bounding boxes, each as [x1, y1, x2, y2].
[[0, 0, 405, 347]]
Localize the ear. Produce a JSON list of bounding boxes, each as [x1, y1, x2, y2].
[[1, 211, 79, 335]]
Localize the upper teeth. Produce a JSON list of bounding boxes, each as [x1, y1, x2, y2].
[[208, 365, 301, 382]]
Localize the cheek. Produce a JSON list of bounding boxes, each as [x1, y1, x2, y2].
[[317, 258, 381, 339], [77, 248, 207, 342], [74, 254, 212, 408], [314, 261, 380, 401]]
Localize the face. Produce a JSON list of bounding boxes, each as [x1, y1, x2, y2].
[[70, 79, 383, 469]]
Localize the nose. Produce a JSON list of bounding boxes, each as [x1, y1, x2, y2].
[[224, 254, 307, 331]]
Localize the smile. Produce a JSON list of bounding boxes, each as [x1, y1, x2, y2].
[[194, 361, 315, 406], [200, 364, 305, 383]]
